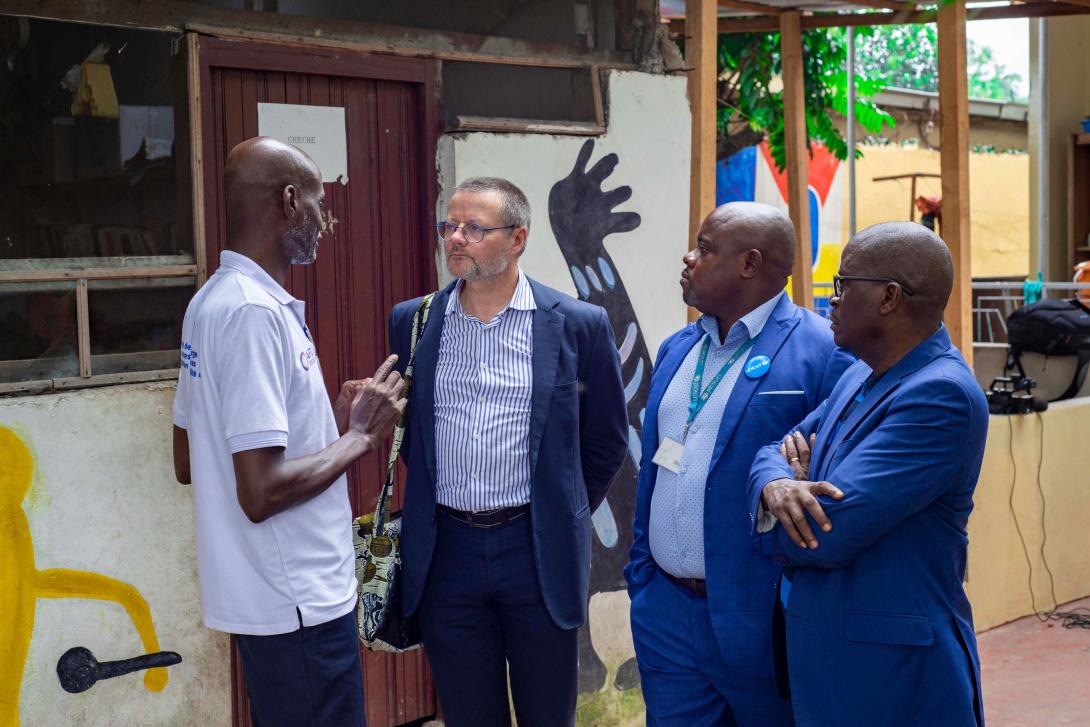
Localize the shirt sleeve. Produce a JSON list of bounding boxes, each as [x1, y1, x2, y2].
[[218, 304, 291, 453]]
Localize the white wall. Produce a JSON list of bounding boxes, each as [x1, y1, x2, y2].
[[0, 384, 230, 727], [437, 70, 691, 356]]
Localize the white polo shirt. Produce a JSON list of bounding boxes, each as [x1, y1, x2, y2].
[[172, 250, 356, 636]]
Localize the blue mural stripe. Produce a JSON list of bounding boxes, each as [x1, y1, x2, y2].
[[618, 322, 637, 364], [570, 265, 590, 299], [624, 358, 645, 403], [598, 257, 617, 289], [591, 499, 619, 548], [585, 265, 604, 292]]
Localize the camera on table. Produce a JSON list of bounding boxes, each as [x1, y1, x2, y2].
[[985, 375, 1048, 415]]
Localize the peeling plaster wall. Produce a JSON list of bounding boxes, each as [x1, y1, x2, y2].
[[0, 384, 230, 727]]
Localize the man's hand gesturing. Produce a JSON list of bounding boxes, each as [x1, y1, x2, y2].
[[348, 355, 407, 449]]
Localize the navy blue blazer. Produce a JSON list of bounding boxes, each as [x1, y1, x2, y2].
[[626, 294, 852, 676], [747, 326, 989, 727], [389, 278, 628, 629]]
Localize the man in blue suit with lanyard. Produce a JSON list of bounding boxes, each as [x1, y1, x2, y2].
[[626, 202, 852, 726], [749, 222, 988, 727]]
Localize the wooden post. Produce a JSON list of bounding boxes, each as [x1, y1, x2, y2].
[[779, 10, 814, 309], [687, 0, 717, 321], [937, 0, 973, 363]]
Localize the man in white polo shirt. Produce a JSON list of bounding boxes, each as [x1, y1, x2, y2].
[[172, 137, 404, 727]]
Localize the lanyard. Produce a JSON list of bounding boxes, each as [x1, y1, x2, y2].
[[684, 335, 756, 439]]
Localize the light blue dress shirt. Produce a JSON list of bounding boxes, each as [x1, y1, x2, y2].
[[649, 292, 784, 579], [434, 268, 536, 511]]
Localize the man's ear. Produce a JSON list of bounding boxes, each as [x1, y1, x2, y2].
[[511, 226, 529, 257], [281, 184, 299, 220], [878, 283, 904, 315], [739, 249, 762, 280]]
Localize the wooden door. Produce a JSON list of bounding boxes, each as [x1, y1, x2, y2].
[[196, 35, 439, 727]]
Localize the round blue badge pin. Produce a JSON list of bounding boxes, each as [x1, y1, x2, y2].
[[744, 355, 771, 379]]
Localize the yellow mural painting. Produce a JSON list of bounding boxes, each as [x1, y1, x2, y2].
[[0, 426, 169, 727]]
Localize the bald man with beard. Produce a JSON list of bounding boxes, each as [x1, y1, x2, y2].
[[748, 222, 989, 727], [173, 137, 405, 726], [626, 202, 853, 726]]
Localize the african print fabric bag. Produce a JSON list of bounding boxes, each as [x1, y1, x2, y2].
[[354, 292, 434, 653]]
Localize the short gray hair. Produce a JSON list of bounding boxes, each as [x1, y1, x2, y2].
[[453, 177, 531, 231]]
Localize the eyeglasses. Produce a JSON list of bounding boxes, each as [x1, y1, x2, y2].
[[435, 222, 517, 244], [833, 274, 915, 297]]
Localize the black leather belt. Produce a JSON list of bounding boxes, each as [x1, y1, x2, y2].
[[662, 569, 708, 597], [437, 504, 530, 528]]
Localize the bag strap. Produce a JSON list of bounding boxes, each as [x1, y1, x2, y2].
[[1057, 350, 1090, 401], [373, 293, 436, 533]]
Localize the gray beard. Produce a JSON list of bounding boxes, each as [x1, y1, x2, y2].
[[285, 214, 320, 265]]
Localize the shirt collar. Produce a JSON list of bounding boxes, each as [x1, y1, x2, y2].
[[219, 250, 296, 306], [698, 290, 784, 345], [445, 267, 537, 317]]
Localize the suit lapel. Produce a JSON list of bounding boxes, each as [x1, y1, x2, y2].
[[527, 281, 564, 482], [809, 365, 868, 480], [707, 296, 799, 473], [814, 325, 954, 480], [645, 325, 702, 440], [412, 283, 455, 481]]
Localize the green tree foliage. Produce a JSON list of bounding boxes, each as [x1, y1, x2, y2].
[[855, 23, 1026, 102], [716, 28, 895, 171]]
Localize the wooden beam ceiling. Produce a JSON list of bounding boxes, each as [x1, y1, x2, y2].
[[717, 0, 783, 14], [667, 1, 1090, 33]]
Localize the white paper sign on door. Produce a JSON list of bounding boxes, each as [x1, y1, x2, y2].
[[257, 102, 348, 185]]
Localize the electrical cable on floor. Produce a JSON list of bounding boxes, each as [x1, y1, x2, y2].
[[1006, 413, 1090, 629]]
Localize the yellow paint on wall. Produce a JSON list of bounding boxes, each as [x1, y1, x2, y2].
[[966, 403, 1090, 631], [0, 427, 169, 727], [851, 146, 1030, 279]]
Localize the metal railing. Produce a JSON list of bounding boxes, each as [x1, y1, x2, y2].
[[809, 280, 1089, 345]]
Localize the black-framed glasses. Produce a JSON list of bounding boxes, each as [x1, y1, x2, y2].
[[435, 222, 517, 244], [833, 274, 915, 297]]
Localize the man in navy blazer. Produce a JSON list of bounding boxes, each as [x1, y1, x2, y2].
[[748, 222, 989, 727], [625, 202, 852, 726], [389, 177, 627, 727]]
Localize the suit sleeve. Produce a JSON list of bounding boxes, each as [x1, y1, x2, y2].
[[773, 377, 981, 569], [579, 307, 629, 513], [746, 399, 829, 534], [388, 304, 413, 462], [625, 335, 674, 596]]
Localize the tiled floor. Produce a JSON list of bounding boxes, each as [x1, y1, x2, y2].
[[978, 597, 1090, 726]]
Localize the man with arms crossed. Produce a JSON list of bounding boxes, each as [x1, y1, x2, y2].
[[389, 177, 628, 727], [626, 202, 852, 726], [173, 138, 404, 726], [749, 222, 988, 727]]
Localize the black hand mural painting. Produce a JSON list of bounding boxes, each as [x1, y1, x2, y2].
[[549, 139, 651, 693]]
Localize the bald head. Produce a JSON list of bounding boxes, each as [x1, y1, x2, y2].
[[845, 222, 953, 319], [704, 202, 796, 276], [224, 137, 321, 212]]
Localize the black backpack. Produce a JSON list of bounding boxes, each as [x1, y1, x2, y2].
[[1006, 298, 1090, 401]]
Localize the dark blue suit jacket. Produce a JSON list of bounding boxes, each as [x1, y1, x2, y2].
[[747, 326, 989, 727], [626, 294, 852, 677], [389, 278, 628, 630]]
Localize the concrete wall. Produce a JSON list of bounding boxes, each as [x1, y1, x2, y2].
[[0, 384, 230, 727], [967, 399, 1090, 631]]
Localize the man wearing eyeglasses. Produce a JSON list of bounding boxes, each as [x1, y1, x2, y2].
[[387, 177, 628, 726], [625, 201, 852, 727], [748, 221, 988, 727]]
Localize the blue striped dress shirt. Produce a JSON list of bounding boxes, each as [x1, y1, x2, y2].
[[434, 268, 536, 511]]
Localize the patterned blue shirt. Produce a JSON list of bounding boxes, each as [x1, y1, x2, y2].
[[649, 292, 784, 579], [434, 268, 536, 511]]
